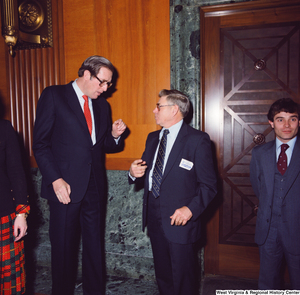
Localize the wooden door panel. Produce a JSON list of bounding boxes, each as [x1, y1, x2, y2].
[[202, 1, 300, 278], [220, 22, 300, 246]]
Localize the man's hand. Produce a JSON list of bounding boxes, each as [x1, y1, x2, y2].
[[170, 206, 192, 226], [52, 178, 71, 204], [130, 159, 147, 178], [112, 119, 126, 138], [14, 215, 28, 242]]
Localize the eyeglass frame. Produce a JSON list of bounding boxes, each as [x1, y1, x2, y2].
[[156, 103, 175, 111], [94, 75, 113, 88]]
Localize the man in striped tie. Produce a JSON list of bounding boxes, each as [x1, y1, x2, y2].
[[129, 89, 217, 295]]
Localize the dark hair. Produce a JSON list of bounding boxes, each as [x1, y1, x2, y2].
[[159, 89, 190, 118], [78, 55, 115, 77], [267, 98, 300, 122]]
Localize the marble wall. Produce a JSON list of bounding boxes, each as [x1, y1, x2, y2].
[[26, 0, 253, 286], [28, 168, 154, 281], [170, 0, 253, 129]]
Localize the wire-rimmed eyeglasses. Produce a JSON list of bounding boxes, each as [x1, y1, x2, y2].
[[156, 103, 175, 111]]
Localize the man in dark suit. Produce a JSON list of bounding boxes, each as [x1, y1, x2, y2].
[[250, 98, 300, 290], [33, 55, 126, 295], [129, 89, 217, 295]]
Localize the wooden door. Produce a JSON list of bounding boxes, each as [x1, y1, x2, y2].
[[201, 0, 300, 279]]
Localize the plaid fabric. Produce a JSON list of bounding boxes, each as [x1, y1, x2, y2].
[[15, 205, 30, 216], [0, 212, 26, 295]]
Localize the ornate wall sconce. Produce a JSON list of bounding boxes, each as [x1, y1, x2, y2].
[[1, 0, 52, 56]]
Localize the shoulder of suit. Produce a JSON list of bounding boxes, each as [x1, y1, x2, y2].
[[0, 119, 14, 130], [148, 129, 160, 138], [0, 119, 9, 127], [253, 140, 274, 152], [0, 120, 15, 140], [183, 123, 210, 138], [146, 123, 209, 139], [41, 82, 73, 95]]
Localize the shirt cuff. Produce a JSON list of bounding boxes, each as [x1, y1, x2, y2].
[[128, 171, 136, 181]]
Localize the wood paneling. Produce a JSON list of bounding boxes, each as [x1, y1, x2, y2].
[[2, 0, 65, 167], [1, 0, 170, 170], [201, 0, 300, 279], [201, 15, 221, 274], [62, 0, 170, 170]]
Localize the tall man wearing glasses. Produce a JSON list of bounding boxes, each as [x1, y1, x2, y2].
[[33, 55, 127, 295], [129, 89, 217, 295]]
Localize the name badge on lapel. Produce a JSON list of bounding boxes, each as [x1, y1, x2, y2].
[[179, 158, 194, 170]]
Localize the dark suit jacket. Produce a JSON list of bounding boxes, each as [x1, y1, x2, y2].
[[33, 82, 124, 203], [0, 120, 28, 217], [133, 122, 217, 244], [250, 137, 300, 255]]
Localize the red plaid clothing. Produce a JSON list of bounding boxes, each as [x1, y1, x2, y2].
[[0, 210, 28, 295], [15, 205, 30, 216]]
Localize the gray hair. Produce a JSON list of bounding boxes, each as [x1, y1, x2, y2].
[[159, 89, 190, 118], [78, 55, 115, 77]]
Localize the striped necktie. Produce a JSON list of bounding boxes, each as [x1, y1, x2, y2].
[[152, 129, 169, 198]]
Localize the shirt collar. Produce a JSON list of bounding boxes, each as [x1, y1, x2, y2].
[[276, 136, 297, 150], [72, 79, 86, 101], [160, 120, 183, 139]]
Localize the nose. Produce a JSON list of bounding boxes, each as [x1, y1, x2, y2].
[[153, 107, 158, 113], [101, 84, 108, 91]]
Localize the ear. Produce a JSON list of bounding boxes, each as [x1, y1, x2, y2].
[[269, 120, 274, 128], [172, 104, 179, 116], [83, 70, 91, 80]]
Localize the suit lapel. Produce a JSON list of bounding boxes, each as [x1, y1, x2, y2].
[[145, 132, 159, 191], [147, 133, 159, 171], [65, 83, 92, 143], [92, 99, 101, 142], [161, 123, 188, 182], [284, 137, 300, 196], [262, 141, 276, 199]]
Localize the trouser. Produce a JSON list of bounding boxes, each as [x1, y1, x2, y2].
[[147, 192, 200, 295], [49, 173, 106, 295], [258, 225, 300, 290]]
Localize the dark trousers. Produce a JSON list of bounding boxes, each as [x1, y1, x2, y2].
[[49, 173, 106, 295], [147, 192, 199, 295], [258, 225, 300, 290]]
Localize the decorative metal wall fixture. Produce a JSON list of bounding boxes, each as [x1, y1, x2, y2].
[[1, 0, 52, 56]]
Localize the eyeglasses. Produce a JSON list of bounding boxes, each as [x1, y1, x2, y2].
[[156, 103, 174, 111], [94, 76, 113, 88]]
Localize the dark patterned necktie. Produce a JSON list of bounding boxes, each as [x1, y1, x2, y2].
[[277, 144, 289, 175], [83, 95, 92, 136], [152, 129, 169, 198]]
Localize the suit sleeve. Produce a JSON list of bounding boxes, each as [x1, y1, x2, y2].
[[127, 134, 151, 186], [33, 87, 62, 186], [102, 101, 125, 154], [5, 121, 28, 204], [187, 133, 217, 220], [104, 131, 125, 154]]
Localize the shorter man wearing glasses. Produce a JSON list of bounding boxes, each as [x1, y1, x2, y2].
[[33, 56, 126, 295], [129, 89, 217, 295]]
